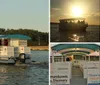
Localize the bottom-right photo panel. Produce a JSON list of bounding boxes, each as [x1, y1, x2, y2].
[[50, 43, 100, 85]]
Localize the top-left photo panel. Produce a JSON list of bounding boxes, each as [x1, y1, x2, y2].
[[0, 0, 49, 85]]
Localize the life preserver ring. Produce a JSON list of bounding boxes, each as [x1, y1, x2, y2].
[[19, 53, 26, 63], [66, 57, 72, 61]]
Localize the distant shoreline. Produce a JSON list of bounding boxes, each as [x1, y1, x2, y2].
[[29, 46, 48, 51]]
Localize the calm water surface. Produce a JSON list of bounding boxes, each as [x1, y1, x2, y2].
[[0, 51, 48, 85]]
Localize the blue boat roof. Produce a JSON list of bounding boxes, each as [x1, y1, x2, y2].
[[52, 44, 100, 55], [0, 34, 31, 40]]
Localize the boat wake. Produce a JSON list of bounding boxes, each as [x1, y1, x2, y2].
[[15, 61, 48, 69]]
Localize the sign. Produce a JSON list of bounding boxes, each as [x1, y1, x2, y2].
[[50, 62, 71, 85], [87, 62, 100, 69], [80, 61, 100, 79], [51, 75, 69, 85], [19, 40, 27, 46], [87, 69, 100, 85]]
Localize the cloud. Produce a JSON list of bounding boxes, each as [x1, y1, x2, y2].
[[85, 12, 100, 17], [51, 8, 60, 11], [51, 8, 61, 17], [63, 13, 72, 17], [93, 12, 100, 16]]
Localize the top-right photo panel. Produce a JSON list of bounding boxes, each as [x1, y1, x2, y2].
[[50, 0, 100, 42]]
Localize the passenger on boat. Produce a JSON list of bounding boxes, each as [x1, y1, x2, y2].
[[0, 39, 8, 46], [4, 39, 8, 46], [66, 57, 72, 61], [78, 20, 80, 23]]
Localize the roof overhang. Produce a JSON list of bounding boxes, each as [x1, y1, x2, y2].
[[0, 34, 31, 40], [60, 18, 85, 21], [52, 44, 100, 55]]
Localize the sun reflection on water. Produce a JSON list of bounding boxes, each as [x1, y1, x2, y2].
[[69, 34, 80, 41]]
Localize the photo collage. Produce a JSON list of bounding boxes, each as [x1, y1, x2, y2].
[[0, 0, 100, 85]]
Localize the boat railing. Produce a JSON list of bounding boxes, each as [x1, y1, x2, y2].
[[61, 20, 87, 24]]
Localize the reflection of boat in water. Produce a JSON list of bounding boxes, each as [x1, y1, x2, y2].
[[59, 31, 86, 42], [0, 34, 31, 64], [59, 18, 88, 31]]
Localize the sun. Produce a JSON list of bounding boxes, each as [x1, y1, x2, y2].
[[72, 6, 83, 17]]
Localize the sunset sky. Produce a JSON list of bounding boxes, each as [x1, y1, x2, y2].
[[51, 0, 100, 25], [0, 0, 48, 32]]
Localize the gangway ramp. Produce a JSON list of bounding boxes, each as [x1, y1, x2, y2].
[[71, 66, 87, 85]]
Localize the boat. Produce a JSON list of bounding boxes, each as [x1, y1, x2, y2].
[[59, 18, 88, 31], [0, 34, 31, 64]]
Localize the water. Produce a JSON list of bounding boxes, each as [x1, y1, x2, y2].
[[31, 51, 48, 62], [51, 26, 100, 42], [0, 51, 49, 85]]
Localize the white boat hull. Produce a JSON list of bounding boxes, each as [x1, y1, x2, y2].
[[0, 54, 31, 64], [0, 59, 15, 64]]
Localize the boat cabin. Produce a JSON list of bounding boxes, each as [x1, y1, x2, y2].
[[0, 34, 31, 47], [60, 18, 85, 23], [0, 34, 31, 64], [59, 18, 88, 31]]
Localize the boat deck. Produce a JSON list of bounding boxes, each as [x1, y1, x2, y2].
[[71, 66, 87, 85]]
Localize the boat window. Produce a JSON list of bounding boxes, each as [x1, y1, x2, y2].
[[4, 39, 8, 46], [54, 56, 62, 62], [90, 56, 99, 61], [86, 56, 89, 61], [50, 57, 52, 63], [74, 55, 82, 60], [95, 56, 99, 61]]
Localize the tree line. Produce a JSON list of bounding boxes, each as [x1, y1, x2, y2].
[[0, 28, 48, 46]]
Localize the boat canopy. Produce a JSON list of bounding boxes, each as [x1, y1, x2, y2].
[[52, 44, 100, 52], [87, 51, 100, 56], [53, 52, 62, 56], [0, 34, 31, 40], [60, 18, 85, 21], [52, 44, 100, 56]]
